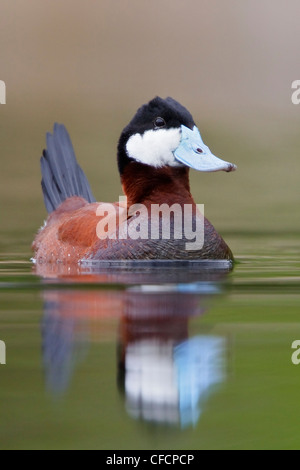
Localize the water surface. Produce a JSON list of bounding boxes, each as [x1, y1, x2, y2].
[[1, 233, 299, 450]]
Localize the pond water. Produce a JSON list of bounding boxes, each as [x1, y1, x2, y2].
[[1, 233, 299, 450]]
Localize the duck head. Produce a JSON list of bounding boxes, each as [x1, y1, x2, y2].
[[118, 97, 236, 205], [118, 96, 236, 174]]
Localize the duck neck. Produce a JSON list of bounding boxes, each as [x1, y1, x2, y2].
[[121, 162, 194, 208]]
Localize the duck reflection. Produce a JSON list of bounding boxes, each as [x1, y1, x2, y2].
[[117, 287, 225, 428], [39, 262, 230, 428]]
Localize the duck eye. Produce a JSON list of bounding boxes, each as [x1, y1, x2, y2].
[[154, 117, 166, 129], [196, 148, 204, 154]]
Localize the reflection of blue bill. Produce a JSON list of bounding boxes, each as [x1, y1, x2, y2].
[[174, 336, 226, 427], [125, 335, 226, 428]]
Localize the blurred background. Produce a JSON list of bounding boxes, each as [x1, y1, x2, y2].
[[0, 0, 299, 256]]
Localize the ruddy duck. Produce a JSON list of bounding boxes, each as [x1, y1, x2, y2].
[[32, 97, 236, 263]]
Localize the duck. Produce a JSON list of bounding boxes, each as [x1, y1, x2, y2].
[[32, 96, 236, 264]]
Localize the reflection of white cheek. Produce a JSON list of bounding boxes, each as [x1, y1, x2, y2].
[[126, 128, 182, 168]]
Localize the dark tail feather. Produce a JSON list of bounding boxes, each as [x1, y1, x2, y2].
[[40, 123, 96, 213]]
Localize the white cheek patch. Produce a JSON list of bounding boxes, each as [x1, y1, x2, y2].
[[126, 128, 182, 168]]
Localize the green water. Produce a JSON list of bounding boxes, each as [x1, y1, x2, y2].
[[0, 233, 299, 450]]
